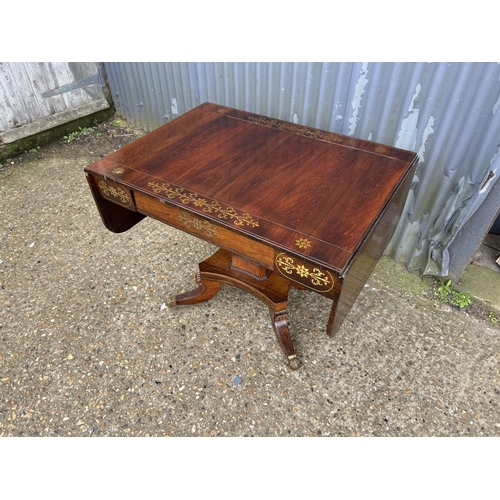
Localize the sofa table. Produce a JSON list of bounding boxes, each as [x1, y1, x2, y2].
[[84, 102, 418, 370]]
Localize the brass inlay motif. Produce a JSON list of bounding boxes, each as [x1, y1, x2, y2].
[[247, 116, 324, 140], [247, 115, 346, 144], [295, 238, 312, 249], [112, 167, 125, 175], [148, 182, 260, 228], [97, 180, 131, 205], [375, 146, 388, 154], [329, 135, 344, 143], [178, 211, 218, 237], [275, 253, 334, 292]]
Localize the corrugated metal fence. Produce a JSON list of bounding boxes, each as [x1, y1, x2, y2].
[[103, 62, 500, 277]]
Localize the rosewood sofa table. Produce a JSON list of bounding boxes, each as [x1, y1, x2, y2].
[[84, 102, 418, 370]]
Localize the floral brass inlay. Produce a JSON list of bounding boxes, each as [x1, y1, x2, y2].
[[148, 182, 259, 228], [275, 253, 334, 292], [295, 238, 311, 249], [178, 211, 218, 237], [329, 135, 345, 144], [97, 180, 131, 205], [375, 146, 388, 154], [247, 116, 324, 140], [112, 167, 125, 175]]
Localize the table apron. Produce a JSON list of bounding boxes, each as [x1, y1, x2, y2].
[[133, 190, 276, 269]]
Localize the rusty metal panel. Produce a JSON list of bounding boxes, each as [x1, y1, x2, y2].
[[103, 62, 500, 276]]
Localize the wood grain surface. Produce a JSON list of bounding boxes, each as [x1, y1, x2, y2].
[[84, 102, 418, 274]]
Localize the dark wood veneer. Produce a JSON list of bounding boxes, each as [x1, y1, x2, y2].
[[84, 102, 418, 369]]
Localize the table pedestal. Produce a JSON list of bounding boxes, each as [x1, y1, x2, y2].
[[168, 249, 302, 370]]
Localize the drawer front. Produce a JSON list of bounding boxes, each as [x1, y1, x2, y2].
[[134, 191, 275, 268]]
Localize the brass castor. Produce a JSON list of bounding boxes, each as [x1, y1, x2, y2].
[[288, 355, 300, 371], [166, 295, 178, 308]]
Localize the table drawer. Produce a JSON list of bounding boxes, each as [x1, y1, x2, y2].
[[134, 191, 275, 268]]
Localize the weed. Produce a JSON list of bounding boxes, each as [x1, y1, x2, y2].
[[489, 312, 499, 325], [451, 291, 472, 309], [437, 280, 453, 302], [64, 131, 79, 142], [436, 279, 472, 309], [63, 126, 92, 142]]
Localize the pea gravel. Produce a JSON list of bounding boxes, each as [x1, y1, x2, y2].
[[1, 118, 500, 439]]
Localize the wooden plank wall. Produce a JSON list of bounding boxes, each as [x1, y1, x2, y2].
[[0, 62, 110, 144]]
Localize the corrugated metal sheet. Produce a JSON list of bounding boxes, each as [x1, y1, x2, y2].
[[103, 62, 500, 277], [104, 62, 356, 132]]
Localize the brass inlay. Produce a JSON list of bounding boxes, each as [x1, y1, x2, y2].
[[375, 146, 388, 154], [248, 116, 324, 139], [148, 182, 260, 228], [295, 238, 311, 249], [178, 211, 218, 237], [247, 115, 346, 144], [275, 253, 334, 292], [112, 167, 125, 175], [329, 135, 345, 143], [97, 180, 131, 205]]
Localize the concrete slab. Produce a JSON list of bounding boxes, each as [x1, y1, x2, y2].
[[455, 234, 500, 316], [456, 265, 500, 317]]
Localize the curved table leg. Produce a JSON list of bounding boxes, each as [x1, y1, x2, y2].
[[269, 307, 300, 370], [168, 272, 221, 307], [168, 249, 302, 369]]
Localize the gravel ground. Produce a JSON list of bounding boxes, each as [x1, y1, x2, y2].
[[1, 117, 500, 440]]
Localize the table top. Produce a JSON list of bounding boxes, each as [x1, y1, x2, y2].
[[85, 102, 418, 274]]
